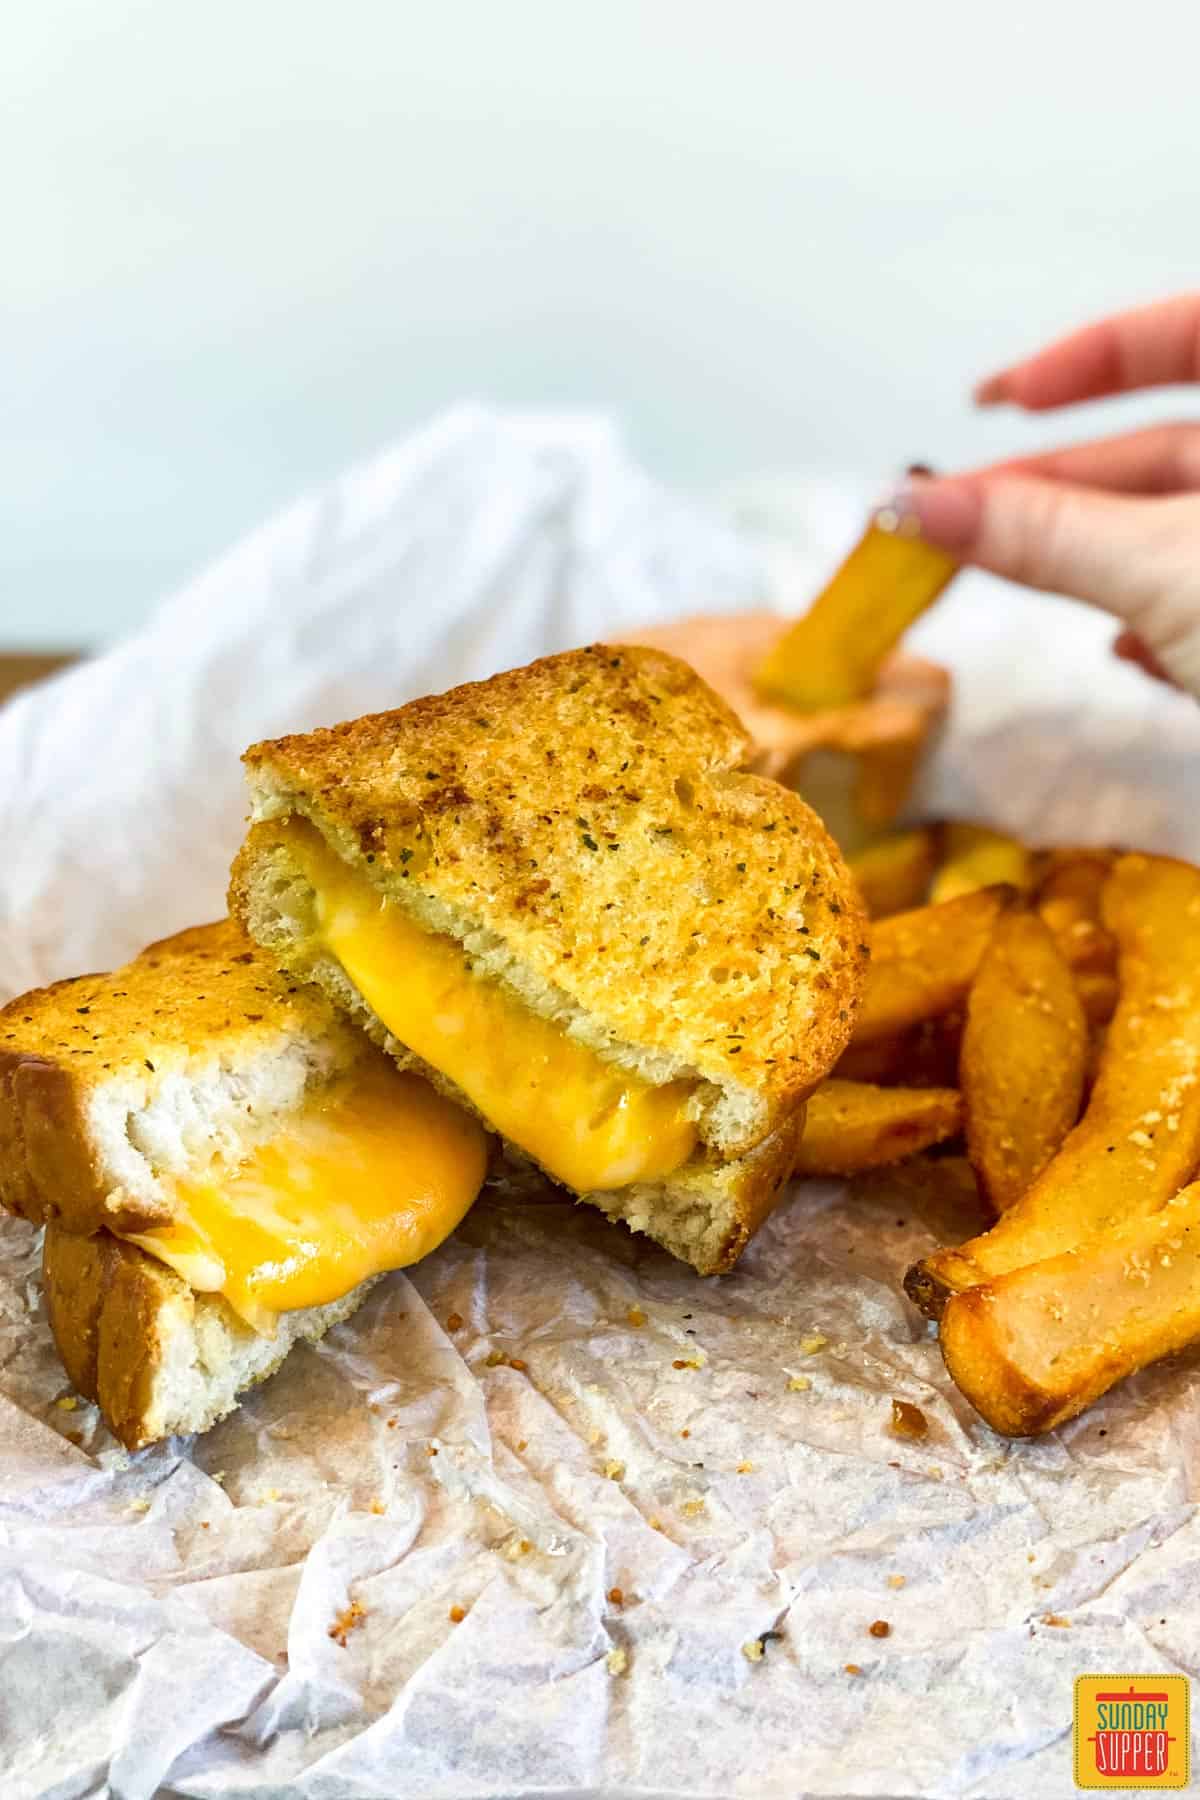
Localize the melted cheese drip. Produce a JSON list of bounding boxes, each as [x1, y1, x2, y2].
[[123, 1061, 487, 1334], [286, 823, 699, 1194]]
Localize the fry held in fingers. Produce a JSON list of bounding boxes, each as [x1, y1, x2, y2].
[[939, 1180, 1200, 1437], [794, 1080, 963, 1178], [960, 912, 1087, 1214], [908, 854, 1200, 1316]]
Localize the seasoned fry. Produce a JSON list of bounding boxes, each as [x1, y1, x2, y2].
[[960, 912, 1087, 1213], [853, 886, 1015, 1046], [929, 824, 1033, 905], [907, 854, 1200, 1316], [1035, 848, 1116, 976], [939, 1180, 1200, 1436], [753, 518, 957, 711], [794, 1080, 963, 1177], [849, 828, 940, 918]]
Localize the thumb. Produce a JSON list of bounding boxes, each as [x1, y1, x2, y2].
[[904, 473, 1200, 694]]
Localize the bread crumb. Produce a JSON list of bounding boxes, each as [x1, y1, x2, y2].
[[650, 1516, 664, 1531], [736, 1461, 754, 1474], [680, 1428, 691, 1438], [128, 1497, 151, 1514], [672, 1356, 703, 1371], [890, 1399, 928, 1439], [200, 1521, 210, 1530], [485, 1350, 507, 1368], [446, 1312, 464, 1332], [259, 1488, 282, 1503], [845, 1663, 863, 1676], [55, 1395, 78, 1412], [369, 1499, 385, 1515], [787, 1375, 811, 1392], [427, 1445, 439, 1457], [607, 1586, 625, 1606], [681, 1497, 706, 1518], [606, 1646, 628, 1676], [799, 1333, 827, 1355], [868, 1619, 891, 1638], [508, 1357, 528, 1373], [887, 1574, 906, 1590], [1042, 1613, 1070, 1627], [328, 1599, 366, 1647], [211, 1470, 226, 1486], [516, 1438, 528, 1452], [604, 1459, 625, 1481], [449, 1604, 466, 1624], [627, 1306, 646, 1327]]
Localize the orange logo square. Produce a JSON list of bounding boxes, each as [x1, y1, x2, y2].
[[1074, 1675, 1189, 1788]]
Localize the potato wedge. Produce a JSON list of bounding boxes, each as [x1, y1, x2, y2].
[[754, 518, 957, 711], [1075, 969, 1119, 1026], [1035, 848, 1116, 976], [850, 827, 940, 918], [853, 886, 1016, 1046], [794, 1080, 963, 1177], [907, 854, 1200, 1316], [960, 912, 1087, 1213], [929, 824, 1033, 905], [939, 1179, 1200, 1436]]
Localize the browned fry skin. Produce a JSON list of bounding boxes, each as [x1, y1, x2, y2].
[[849, 828, 941, 920], [793, 1079, 962, 1178], [908, 853, 1200, 1317], [960, 912, 1087, 1214], [1034, 849, 1117, 976], [852, 887, 1016, 1047], [835, 1010, 963, 1089], [939, 1179, 1200, 1436]]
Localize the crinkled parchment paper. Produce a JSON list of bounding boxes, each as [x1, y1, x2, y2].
[[4, 410, 1200, 1800]]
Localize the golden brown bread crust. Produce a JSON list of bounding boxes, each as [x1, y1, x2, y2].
[[236, 645, 868, 1146], [42, 1226, 174, 1447], [624, 612, 949, 836], [0, 919, 361, 1235]]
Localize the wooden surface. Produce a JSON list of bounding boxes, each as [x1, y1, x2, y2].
[[0, 653, 78, 705]]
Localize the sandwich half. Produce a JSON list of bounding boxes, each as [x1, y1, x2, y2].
[[625, 613, 949, 854], [231, 645, 868, 1274], [0, 920, 489, 1446]]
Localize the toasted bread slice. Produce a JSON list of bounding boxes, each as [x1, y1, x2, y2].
[[623, 613, 949, 853], [232, 645, 867, 1167], [42, 1224, 379, 1449], [0, 920, 384, 1237]]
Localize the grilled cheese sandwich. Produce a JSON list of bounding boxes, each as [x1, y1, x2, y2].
[[231, 645, 869, 1272]]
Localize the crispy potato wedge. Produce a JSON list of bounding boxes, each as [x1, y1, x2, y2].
[[850, 828, 940, 918], [907, 854, 1200, 1316], [853, 886, 1016, 1046], [1035, 848, 1117, 976], [794, 1079, 963, 1177], [929, 824, 1033, 905], [754, 520, 957, 711], [939, 1179, 1200, 1436], [960, 912, 1087, 1213]]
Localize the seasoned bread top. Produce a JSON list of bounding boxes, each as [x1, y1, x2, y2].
[[0, 920, 368, 1234], [237, 645, 868, 1150]]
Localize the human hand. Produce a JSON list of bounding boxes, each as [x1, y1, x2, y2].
[[900, 294, 1200, 695]]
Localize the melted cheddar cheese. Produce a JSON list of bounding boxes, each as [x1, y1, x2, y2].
[[284, 821, 699, 1194], [123, 1060, 487, 1334]]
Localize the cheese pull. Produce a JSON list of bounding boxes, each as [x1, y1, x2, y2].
[[288, 823, 701, 1195], [125, 1062, 487, 1333]]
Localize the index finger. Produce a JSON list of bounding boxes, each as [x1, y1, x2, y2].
[[975, 293, 1200, 411]]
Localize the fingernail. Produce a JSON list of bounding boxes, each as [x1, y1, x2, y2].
[[973, 371, 1010, 407], [877, 476, 981, 553]]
